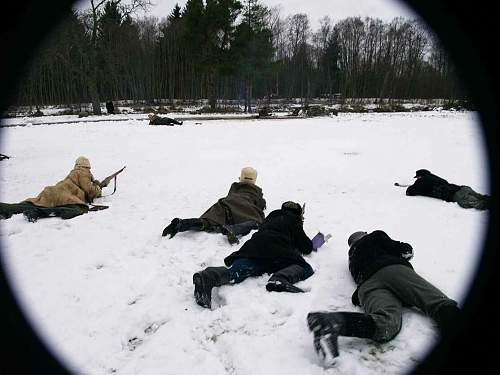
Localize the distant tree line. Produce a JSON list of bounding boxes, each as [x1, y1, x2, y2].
[[12, 0, 465, 114]]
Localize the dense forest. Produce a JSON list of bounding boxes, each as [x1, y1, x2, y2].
[[12, 0, 465, 114]]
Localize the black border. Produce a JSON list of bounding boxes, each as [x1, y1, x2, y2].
[[0, 1, 497, 374]]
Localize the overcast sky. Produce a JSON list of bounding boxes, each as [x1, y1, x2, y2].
[[76, 0, 418, 28]]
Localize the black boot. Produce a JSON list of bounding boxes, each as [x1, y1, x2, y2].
[[162, 218, 181, 237], [222, 221, 259, 244], [193, 267, 230, 308], [221, 225, 240, 245], [266, 275, 305, 293], [162, 218, 204, 238], [266, 264, 309, 293], [434, 303, 461, 338], [307, 312, 376, 366]]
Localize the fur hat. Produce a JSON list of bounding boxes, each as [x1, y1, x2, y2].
[[414, 169, 431, 178], [348, 231, 368, 247], [148, 113, 157, 120], [239, 167, 257, 184], [75, 156, 91, 169]]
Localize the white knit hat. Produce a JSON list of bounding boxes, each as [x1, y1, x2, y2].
[[239, 167, 257, 184], [75, 156, 91, 169]]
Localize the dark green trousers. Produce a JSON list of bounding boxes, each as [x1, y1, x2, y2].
[[0, 201, 87, 220], [358, 264, 459, 342], [453, 186, 490, 210]]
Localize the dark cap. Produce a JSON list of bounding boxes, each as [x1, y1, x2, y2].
[[348, 231, 368, 247], [414, 169, 431, 178], [281, 201, 303, 216]]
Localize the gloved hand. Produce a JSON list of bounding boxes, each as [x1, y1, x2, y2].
[[312, 232, 326, 251], [93, 179, 101, 186], [400, 243, 414, 260], [401, 251, 414, 260]]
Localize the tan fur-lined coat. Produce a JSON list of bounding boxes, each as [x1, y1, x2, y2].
[[24, 166, 102, 208]]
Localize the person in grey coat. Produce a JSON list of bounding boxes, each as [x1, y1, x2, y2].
[[162, 167, 266, 244], [306, 230, 461, 367]]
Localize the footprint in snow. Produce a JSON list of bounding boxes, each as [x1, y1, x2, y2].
[[127, 337, 143, 351], [125, 320, 168, 351]]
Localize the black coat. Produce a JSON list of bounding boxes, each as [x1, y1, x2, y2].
[[406, 173, 461, 202], [349, 230, 413, 305], [105, 101, 114, 114], [149, 115, 182, 125], [224, 209, 313, 267]]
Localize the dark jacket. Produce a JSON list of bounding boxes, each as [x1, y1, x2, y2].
[[105, 101, 114, 114], [200, 182, 266, 226], [224, 208, 313, 267], [349, 230, 413, 305], [406, 173, 461, 202], [149, 115, 182, 125]]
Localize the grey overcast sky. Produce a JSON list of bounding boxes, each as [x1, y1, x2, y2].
[[76, 0, 419, 29]]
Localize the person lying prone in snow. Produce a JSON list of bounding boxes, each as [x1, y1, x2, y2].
[[162, 167, 266, 244], [396, 169, 490, 210], [306, 230, 461, 367], [0, 156, 102, 222], [192, 201, 329, 309], [148, 113, 183, 125]]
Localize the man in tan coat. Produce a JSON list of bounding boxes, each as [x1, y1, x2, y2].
[[162, 167, 266, 244], [0, 156, 102, 222]]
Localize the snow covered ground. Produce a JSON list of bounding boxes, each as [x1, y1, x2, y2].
[[0, 112, 489, 375]]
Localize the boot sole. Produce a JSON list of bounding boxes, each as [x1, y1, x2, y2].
[[307, 313, 339, 366], [193, 273, 211, 308]]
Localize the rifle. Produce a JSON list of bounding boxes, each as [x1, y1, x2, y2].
[[98, 166, 126, 195], [394, 182, 411, 187]]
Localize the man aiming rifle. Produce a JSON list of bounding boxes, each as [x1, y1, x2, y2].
[[0, 157, 124, 221]]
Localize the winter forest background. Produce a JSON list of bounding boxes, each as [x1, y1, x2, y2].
[[10, 0, 465, 115]]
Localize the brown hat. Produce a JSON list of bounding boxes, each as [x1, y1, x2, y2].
[[239, 167, 257, 184], [75, 156, 91, 169]]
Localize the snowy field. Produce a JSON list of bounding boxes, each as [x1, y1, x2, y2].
[[0, 112, 489, 375]]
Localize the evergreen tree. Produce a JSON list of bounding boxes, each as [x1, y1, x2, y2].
[[233, 0, 274, 111]]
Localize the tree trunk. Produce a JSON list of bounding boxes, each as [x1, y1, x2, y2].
[[88, 65, 101, 115], [208, 71, 217, 111]]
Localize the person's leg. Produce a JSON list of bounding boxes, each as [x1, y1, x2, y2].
[[358, 279, 404, 342], [23, 204, 87, 222], [224, 220, 259, 236], [221, 220, 259, 244], [162, 217, 206, 238], [0, 202, 37, 219], [453, 186, 489, 209], [266, 262, 314, 293], [306, 275, 401, 366], [307, 311, 376, 366], [466, 187, 490, 210], [370, 264, 461, 334], [193, 266, 230, 308], [193, 258, 267, 309], [227, 258, 268, 283]]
